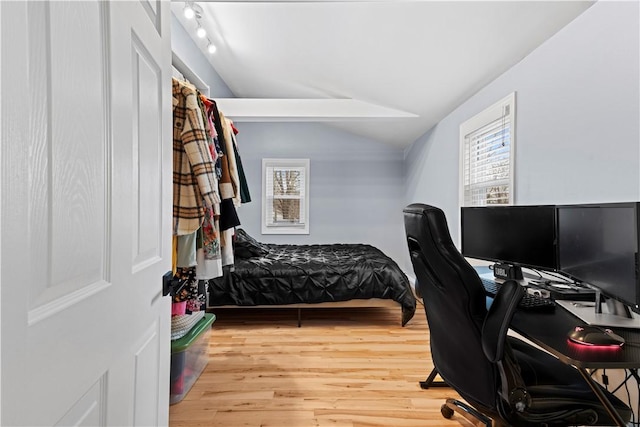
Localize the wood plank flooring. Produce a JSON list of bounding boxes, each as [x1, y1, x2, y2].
[[169, 305, 470, 427]]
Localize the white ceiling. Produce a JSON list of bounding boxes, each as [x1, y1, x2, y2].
[[172, 1, 595, 148]]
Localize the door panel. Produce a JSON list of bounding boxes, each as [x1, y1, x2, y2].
[[140, 0, 163, 35], [54, 376, 107, 427], [1, 1, 172, 425], [26, 0, 110, 316], [133, 322, 162, 427], [132, 35, 163, 272]]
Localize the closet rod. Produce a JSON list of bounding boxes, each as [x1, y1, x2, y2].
[[171, 51, 210, 97]]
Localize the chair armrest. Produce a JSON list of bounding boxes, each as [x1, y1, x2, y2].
[[481, 280, 525, 363]]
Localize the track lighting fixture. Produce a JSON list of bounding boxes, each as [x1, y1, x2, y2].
[[183, 3, 195, 19], [183, 2, 203, 20], [183, 2, 216, 55]]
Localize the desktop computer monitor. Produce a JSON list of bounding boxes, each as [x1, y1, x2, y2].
[[461, 205, 558, 275], [557, 202, 640, 316]]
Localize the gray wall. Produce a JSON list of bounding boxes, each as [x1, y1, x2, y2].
[[234, 122, 408, 264], [403, 0, 640, 272]]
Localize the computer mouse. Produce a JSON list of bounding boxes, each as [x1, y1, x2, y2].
[[567, 325, 625, 346]]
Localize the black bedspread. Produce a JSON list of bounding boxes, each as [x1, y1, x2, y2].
[[207, 243, 416, 326]]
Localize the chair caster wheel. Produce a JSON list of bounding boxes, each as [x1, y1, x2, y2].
[[441, 404, 454, 419]]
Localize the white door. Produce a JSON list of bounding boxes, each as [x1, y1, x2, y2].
[[0, 1, 173, 425]]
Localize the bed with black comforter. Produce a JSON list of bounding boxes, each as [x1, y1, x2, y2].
[[207, 229, 416, 326]]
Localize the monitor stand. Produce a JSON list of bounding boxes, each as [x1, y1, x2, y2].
[[595, 292, 633, 318], [556, 293, 640, 329]]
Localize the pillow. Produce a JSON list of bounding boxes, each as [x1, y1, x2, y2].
[[234, 228, 270, 259]]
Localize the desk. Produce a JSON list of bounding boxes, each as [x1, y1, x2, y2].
[[473, 265, 640, 426], [510, 293, 640, 426]]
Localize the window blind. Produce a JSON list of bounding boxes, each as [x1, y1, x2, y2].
[[463, 111, 511, 206]]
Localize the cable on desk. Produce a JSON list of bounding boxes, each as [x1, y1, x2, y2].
[[529, 268, 575, 284], [524, 267, 544, 279]]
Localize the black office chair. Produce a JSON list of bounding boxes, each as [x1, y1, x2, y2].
[[403, 203, 632, 426]]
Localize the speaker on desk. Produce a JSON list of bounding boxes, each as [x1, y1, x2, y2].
[[492, 263, 523, 280]]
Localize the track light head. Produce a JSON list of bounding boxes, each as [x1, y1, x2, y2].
[[183, 2, 203, 20]]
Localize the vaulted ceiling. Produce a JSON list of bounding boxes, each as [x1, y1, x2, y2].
[[172, 1, 595, 148]]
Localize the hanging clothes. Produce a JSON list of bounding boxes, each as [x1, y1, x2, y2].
[[170, 63, 255, 333], [220, 228, 236, 268], [176, 232, 197, 268], [172, 78, 220, 236], [204, 98, 241, 267], [219, 111, 241, 206], [228, 120, 252, 204], [195, 201, 223, 280], [172, 77, 223, 316], [172, 77, 252, 278], [208, 99, 238, 205], [199, 95, 223, 180], [194, 93, 223, 280]]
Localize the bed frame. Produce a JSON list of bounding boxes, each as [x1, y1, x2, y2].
[[207, 298, 401, 327]]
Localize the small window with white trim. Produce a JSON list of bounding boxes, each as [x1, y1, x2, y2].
[[262, 158, 310, 234], [460, 92, 516, 206]]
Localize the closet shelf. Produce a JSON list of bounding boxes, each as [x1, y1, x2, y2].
[[213, 98, 418, 122]]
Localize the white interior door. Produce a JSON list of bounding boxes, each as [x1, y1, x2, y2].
[[0, 1, 173, 425]]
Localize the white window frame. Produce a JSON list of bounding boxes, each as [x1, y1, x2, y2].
[[262, 158, 310, 235], [459, 92, 516, 207]]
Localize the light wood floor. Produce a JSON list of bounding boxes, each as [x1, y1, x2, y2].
[[169, 305, 471, 427]]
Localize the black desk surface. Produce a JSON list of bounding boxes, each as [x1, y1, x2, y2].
[[510, 308, 640, 369], [475, 266, 640, 369]]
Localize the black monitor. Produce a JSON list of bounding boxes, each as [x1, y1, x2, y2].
[[461, 205, 558, 275], [557, 202, 640, 317]]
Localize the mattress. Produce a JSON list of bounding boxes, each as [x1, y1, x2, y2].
[[207, 242, 416, 326]]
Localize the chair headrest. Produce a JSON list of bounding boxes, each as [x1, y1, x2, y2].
[[403, 202, 487, 319]]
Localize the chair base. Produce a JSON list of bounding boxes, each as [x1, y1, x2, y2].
[[421, 368, 506, 426], [419, 367, 449, 389], [441, 398, 502, 427]]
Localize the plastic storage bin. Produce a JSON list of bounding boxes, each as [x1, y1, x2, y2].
[[170, 312, 216, 404]]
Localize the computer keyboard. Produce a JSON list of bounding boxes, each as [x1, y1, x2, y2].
[[480, 277, 556, 312]]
